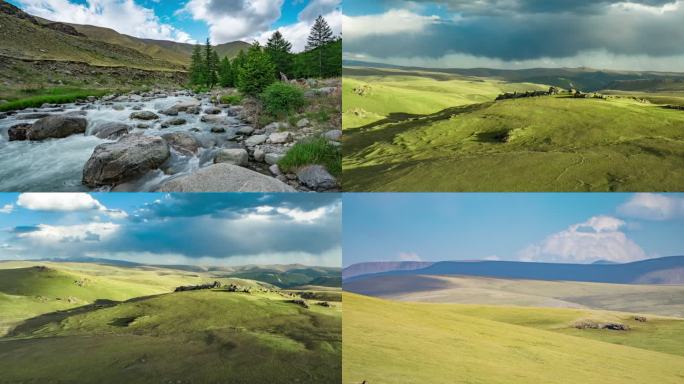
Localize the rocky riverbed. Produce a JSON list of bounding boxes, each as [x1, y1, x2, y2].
[[0, 89, 341, 192]]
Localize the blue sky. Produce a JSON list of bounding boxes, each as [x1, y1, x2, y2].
[[343, 0, 684, 71], [343, 193, 684, 267], [0, 193, 341, 267], [9, 0, 341, 51]]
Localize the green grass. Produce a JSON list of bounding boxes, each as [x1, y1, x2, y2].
[[220, 93, 244, 105], [343, 292, 684, 384], [279, 137, 342, 176], [0, 87, 111, 111], [343, 69, 684, 191], [0, 290, 341, 384]]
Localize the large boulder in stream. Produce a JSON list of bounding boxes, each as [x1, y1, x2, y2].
[[82, 133, 170, 187], [25, 115, 87, 140], [155, 163, 296, 192], [91, 122, 130, 140], [161, 132, 201, 155], [8, 123, 32, 141]]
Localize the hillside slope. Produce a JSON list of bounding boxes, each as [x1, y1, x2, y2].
[[0, 289, 341, 384], [343, 293, 684, 384], [344, 274, 684, 317]]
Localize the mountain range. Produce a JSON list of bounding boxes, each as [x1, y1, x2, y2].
[[343, 59, 684, 92], [343, 256, 684, 285], [0, 0, 249, 88]]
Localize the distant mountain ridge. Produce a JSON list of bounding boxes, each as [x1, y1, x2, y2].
[[343, 59, 684, 92], [343, 256, 684, 285]]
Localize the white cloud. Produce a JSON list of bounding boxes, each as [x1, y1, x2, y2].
[[618, 193, 684, 221], [182, 0, 284, 43], [0, 204, 13, 214], [299, 0, 340, 22], [17, 0, 195, 43], [518, 215, 647, 263], [256, 9, 341, 52], [397, 252, 422, 261], [16, 193, 127, 219], [343, 9, 440, 40], [17, 222, 120, 244]]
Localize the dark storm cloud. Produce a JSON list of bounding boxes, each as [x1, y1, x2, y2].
[[346, 0, 684, 66]]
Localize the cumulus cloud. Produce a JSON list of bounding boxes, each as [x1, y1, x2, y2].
[[17, 0, 195, 43], [16, 193, 127, 219], [344, 0, 684, 71], [0, 204, 13, 214], [182, 0, 284, 43], [518, 215, 647, 263], [14, 222, 120, 244], [618, 193, 684, 220]]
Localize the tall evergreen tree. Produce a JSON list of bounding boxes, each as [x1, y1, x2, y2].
[[218, 56, 234, 87], [237, 42, 276, 96], [305, 15, 334, 78], [232, 49, 247, 75], [265, 31, 293, 78], [204, 38, 218, 88], [189, 44, 205, 86]]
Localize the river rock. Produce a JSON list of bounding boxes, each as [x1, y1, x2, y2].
[[91, 122, 130, 140], [204, 107, 221, 115], [155, 163, 296, 192], [323, 129, 342, 141], [263, 122, 288, 134], [238, 126, 254, 135], [112, 105, 125, 111], [161, 117, 186, 128], [201, 114, 226, 124], [245, 134, 267, 147], [210, 127, 226, 133], [8, 123, 32, 141], [82, 133, 170, 187], [269, 164, 283, 176], [265, 152, 285, 165], [253, 148, 265, 162], [296, 165, 337, 190], [130, 111, 159, 120], [268, 131, 292, 144], [296, 118, 310, 128], [28, 115, 87, 140], [161, 132, 201, 155], [214, 148, 248, 166], [159, 107, 179, 116]]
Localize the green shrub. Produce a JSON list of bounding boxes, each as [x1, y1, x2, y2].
[[220, 94, 243, 105], [260, 82, 306, 117], [278, 137, 341, 176]]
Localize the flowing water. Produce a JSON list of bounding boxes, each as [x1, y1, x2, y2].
[[0, 93, 248, 191]]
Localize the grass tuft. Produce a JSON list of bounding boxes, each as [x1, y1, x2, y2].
[[0, 88, 110, 111], [279, 137, 341, 176]]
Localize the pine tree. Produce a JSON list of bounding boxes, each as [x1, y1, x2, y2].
[[305, 15, 334, 78], [237, 42, 276, 96], [212, 50, 220, 86], [203, 38, 218, 88], [265, 31, 293, 79], [218, 56, 234, 87], [189, 44, 205, 86], [232, 50, 247, 75]]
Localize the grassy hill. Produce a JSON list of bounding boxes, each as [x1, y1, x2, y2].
[[343, 292, 684, 384], [0, 261, 341, 383], [71, 23, 250, 66], [343, 67, 684, 191], [0, 290, 341, 384], [344, 274, 684, 317]]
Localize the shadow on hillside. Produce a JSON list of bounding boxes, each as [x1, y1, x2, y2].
[[343, 102, 493, 155], [5, 293, 169, 338]]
